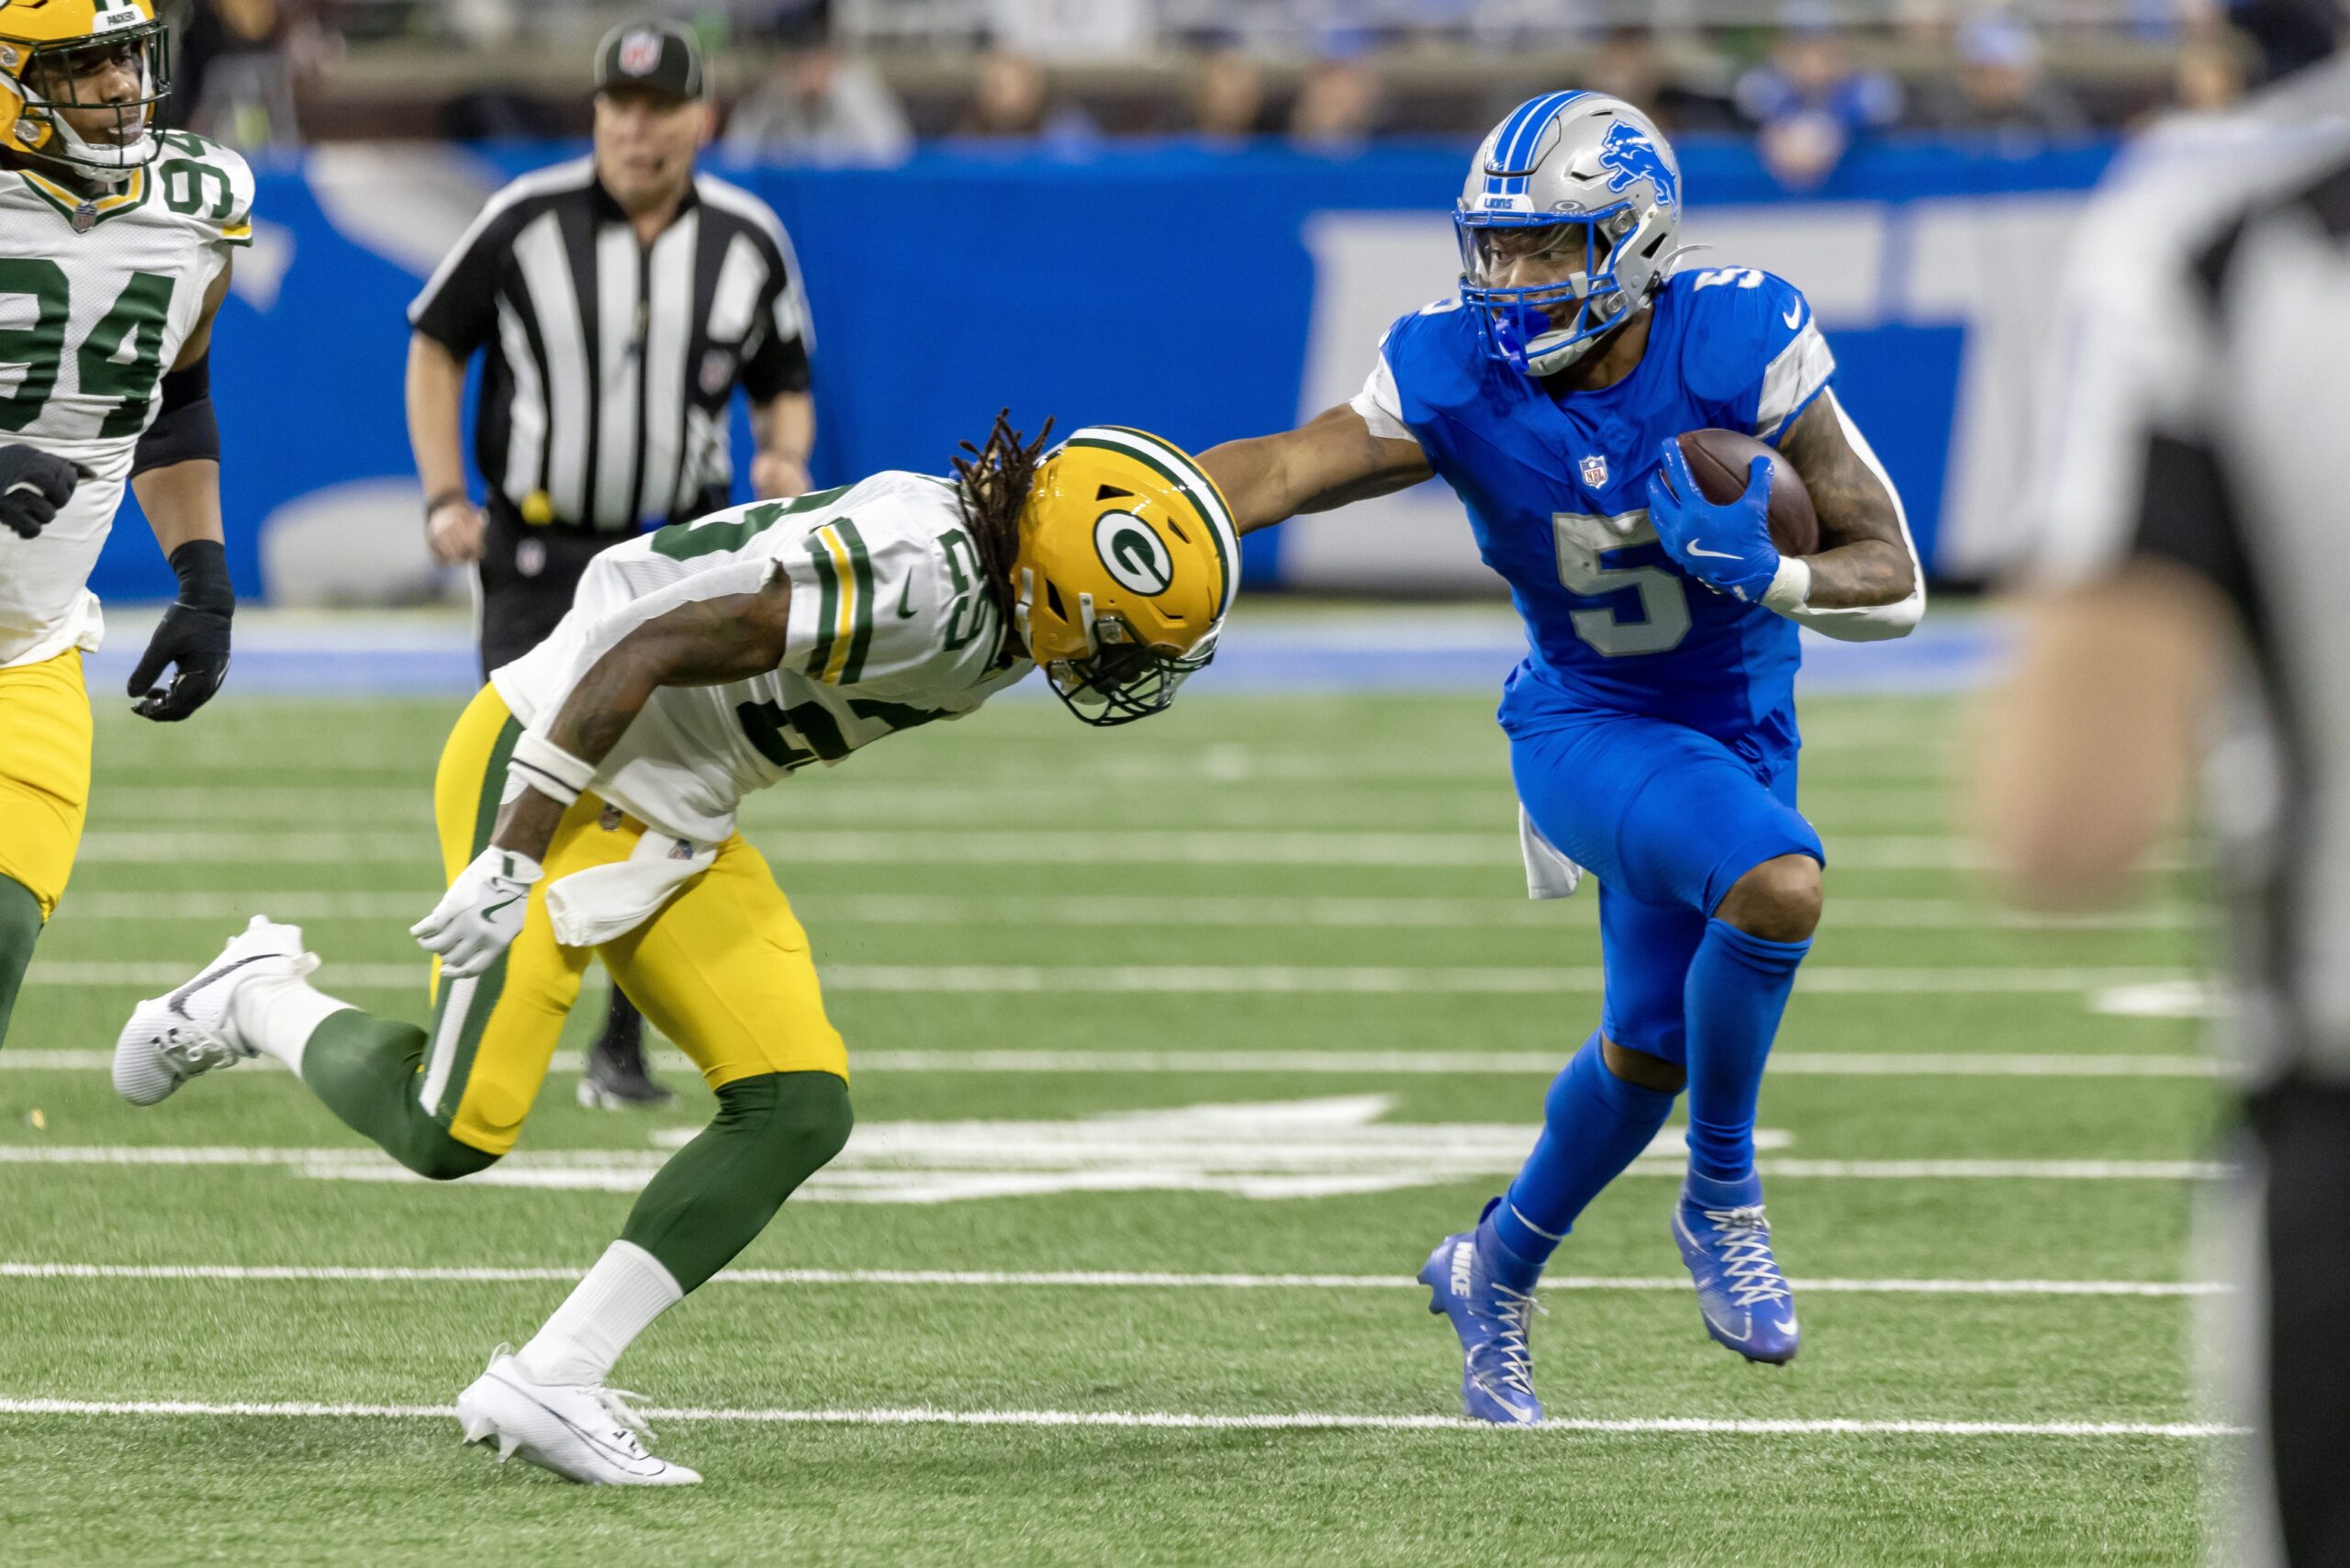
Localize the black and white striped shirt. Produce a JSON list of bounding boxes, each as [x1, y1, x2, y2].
[[2031, 62, 2350, 1081], [409, 157, 812, 532]]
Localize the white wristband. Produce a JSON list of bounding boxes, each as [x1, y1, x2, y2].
[[509, 730, 596, 809], [1761, 554, 1812, 615]]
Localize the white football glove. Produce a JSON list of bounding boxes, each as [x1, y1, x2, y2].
[[410, 847, 543, 978]]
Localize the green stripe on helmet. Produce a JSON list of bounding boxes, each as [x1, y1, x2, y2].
[[1064, 429, 1239, 619]]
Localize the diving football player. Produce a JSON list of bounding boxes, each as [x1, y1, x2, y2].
[[112, 417, 1237, 1484], [0, 0, 248, 1047], [1200, 94, 1923, 1422]]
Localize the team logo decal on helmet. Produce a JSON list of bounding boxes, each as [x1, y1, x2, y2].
[[1012, 425, 1238, 727], [1093, 512, 1174, 596], [1455, 92, 1686, 378]]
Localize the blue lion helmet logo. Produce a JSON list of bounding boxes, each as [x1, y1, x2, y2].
[[1595, 120, 1676, 208]]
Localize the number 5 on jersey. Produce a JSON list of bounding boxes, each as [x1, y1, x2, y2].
[[1550, 510, 1692, 657]]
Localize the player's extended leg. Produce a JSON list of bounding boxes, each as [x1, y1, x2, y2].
[[112, 687, 591, 1181], [1617, 754, 1818, 1365], [0, 649, 94, 1049], [457, 833, 852, 1486], [1420, 886, 1696, 1423]]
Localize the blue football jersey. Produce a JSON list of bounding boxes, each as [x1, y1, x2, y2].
[[1356, 266, 1835, 763]]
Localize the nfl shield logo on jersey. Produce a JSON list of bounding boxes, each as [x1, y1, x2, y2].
[[618, 28, 664, 76], [1579, 454, 1608, 488]]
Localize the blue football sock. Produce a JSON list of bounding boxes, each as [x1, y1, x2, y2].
[[1682, 917, 1811, 1188], [1489, 1033, 1678, 1282]]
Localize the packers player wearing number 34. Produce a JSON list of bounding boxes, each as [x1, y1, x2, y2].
[[112, 415, 1237, 1485], [0, 0, 251, 1047]]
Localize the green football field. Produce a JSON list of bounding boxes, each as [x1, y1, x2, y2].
[[0, 676, 2233, 1565]]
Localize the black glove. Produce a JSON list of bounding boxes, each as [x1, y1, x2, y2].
[[0, 444, 80, 541], [129, 538, 233, 722]]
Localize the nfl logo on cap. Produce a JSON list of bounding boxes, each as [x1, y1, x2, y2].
[[618, 28, 663, 76], [1580, 454, 1608, 488]]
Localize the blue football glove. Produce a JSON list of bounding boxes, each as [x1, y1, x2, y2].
[[1644, 441, 1781, 604]]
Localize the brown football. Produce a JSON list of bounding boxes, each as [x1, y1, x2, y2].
[[1673, 428, 1818, 558]]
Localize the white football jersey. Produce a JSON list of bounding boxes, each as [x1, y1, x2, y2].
[[494, 471, 1033, 843], [0, 133, 254, 668]]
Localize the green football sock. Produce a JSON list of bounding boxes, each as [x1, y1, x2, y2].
[[297, 1009, 498, 1181], [621, 1070, 853, 1292], [0, 876, 41, 1050]]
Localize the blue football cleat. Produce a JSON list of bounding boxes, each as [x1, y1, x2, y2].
[[1419, 1199, 1547, 1425], [1671, 1174, 1800, 1364]]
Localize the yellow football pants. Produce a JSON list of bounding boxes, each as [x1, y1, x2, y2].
[[423, 684, 847, 1156], [0, 650, 92, 920]]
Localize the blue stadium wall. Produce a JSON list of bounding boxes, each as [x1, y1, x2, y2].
[[87, 138, 2118, 603]]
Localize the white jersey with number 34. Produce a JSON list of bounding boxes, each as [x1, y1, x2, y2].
[[0, 131, 255, 668], [493, 471, 1035, 844]]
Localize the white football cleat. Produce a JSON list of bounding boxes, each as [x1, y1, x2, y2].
[[112, 915, 314, 1106], [455, 1350, 701, 1487]]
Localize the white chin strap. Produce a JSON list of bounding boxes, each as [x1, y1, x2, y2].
[[20, 86, 158, 185]]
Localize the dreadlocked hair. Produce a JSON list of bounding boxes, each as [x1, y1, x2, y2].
[[950, 409, 1054, 642]]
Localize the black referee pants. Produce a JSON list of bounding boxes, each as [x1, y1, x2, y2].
[[475, 489, 729, 678], [2254, 1075, 2350, 1567]]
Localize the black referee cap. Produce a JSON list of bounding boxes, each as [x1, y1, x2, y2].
[[593, 19, 706, 101]]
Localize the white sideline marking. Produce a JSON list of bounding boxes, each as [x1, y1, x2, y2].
[[0, 1396, 2240, 1439], [0, 1147, 2232, 1183], [53, 890, 2204, 933], [0, 1047, 2221, 1079], [19, 962, 2198, 996], [72, 829, 2191, 873], [0, 1262, 2228, 1297]]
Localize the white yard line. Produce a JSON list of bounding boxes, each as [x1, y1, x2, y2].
[[0, 1261, 2227, 1297], [71, 829, 2192, 873], [0, 1147, 2232, 1181], [50, 890, 2204, 933], [20, 963, 2198, 994], [0, 1047, 2222, 1078], [0, 1395, 2238, 1439]]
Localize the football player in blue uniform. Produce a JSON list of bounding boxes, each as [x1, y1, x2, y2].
[[1200, 92, 1924, 1424]]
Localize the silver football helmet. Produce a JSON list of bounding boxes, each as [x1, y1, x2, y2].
[[1456, 92, 1684, 377]]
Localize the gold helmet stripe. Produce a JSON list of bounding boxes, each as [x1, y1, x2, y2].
[[1062, 427, 1240, 619]]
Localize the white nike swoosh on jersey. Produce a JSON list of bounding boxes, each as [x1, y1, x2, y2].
[[1782, 305, 1803, 328], [1684, 543, 1741, 560]]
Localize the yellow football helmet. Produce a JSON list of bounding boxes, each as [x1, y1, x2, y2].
[[0, 0, 173, 180], [1013, 425, 1240, 726]]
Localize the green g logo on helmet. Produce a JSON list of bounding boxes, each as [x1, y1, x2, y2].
[[1092, 511, 1174, 596]]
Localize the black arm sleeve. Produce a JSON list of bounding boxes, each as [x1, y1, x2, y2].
[[740, 254, 813, 400], [408, 207, 515, 357], [2132, 430, 2256, 628], [130, 353, 220, 476]]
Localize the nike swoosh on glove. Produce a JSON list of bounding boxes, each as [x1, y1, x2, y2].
[[129, 539, 234, 722], [0, 443, 82, 541], [411, 848, 543, 978], [1643, 442, 1781, 604]]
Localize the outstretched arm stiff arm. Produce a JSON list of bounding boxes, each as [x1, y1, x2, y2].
[[1199, 403, 1433, 536]]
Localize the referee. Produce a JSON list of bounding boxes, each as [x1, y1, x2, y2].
[[405, 18, 816, 1109], [1976, 59, 2350, 1567]]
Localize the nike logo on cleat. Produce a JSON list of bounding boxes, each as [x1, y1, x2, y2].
[[1774, 1317, 1798, 1335], [1449, 1243, 1473, 1299], [165, 953, 271, 1017]]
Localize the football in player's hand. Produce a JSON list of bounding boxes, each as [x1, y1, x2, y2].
[[1673, 429, 1818, 557]]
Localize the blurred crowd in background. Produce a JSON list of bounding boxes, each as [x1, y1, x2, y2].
[[160, 0, 2338, 185]]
